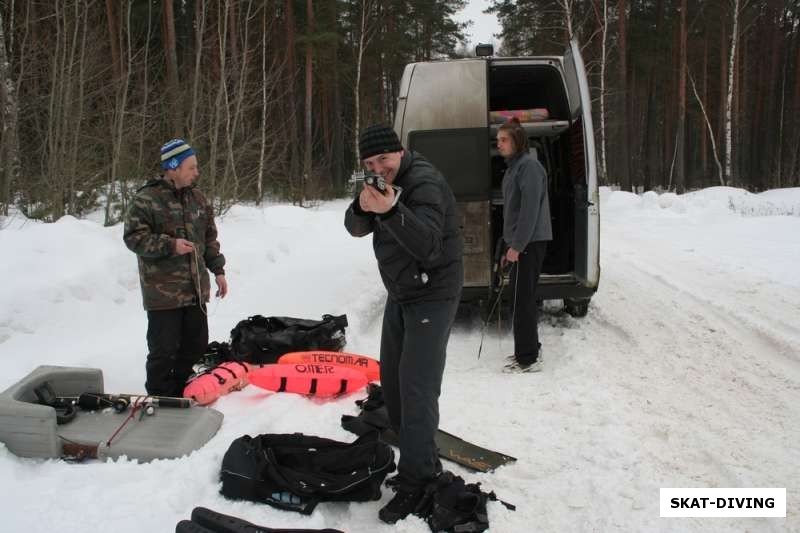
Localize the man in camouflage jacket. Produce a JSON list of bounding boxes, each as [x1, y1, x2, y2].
[[124, 139, 227, 396]]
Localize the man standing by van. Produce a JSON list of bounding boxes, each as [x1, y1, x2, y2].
[[497, 118, 552, 373], [124, 139, 228, 397], [344, 124, 463, 524]]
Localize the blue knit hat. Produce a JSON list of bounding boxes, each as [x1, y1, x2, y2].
[[160, 138, 195, 170]]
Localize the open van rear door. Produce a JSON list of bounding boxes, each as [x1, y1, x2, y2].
[[395, 60, 490, 201], [563, 39, 600, 289]]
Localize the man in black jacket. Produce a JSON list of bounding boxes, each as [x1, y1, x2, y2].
[[344, 124, 463, 524]]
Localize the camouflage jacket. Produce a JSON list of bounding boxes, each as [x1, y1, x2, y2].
[[123, 177, 226, 311]]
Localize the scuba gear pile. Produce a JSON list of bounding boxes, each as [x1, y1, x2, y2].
[[34, 382, 192, 425], [418, 471, 515, 533]]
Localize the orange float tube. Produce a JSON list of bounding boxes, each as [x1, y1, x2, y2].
[[278, 351, 380, 382]]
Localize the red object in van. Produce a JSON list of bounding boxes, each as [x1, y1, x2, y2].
[[489, 108, 550, 124]]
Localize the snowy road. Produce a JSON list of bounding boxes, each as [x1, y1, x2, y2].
[[0, 187, 797, 532]]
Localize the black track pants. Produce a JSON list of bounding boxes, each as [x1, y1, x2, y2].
[[379, 296, 459, 486], [510, 241, 547, 364], [145, 305, 208, 396]]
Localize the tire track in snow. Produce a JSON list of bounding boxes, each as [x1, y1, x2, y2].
[[590, 246, 800, 506]]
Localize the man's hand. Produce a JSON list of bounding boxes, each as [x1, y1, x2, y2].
[[505, 247, 521, 263], [358, 182, 395, 214], [175, 238, 194, 255], [215, 274, 228, 299]]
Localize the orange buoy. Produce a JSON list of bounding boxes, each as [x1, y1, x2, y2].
[[183, 361, 250, 405], [249, 363, 368, 397], [278, 351, 380, 382]]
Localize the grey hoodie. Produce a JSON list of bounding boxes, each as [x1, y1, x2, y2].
[[502, 152, 553, 251]]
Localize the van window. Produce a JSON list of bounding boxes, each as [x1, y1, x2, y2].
[[408, 128, 490, 201], [490, 64, 569, 121]]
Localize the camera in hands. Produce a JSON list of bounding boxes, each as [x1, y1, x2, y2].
[[364, 173, 387, 193]]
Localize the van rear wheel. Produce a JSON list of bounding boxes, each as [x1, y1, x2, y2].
[[564, 298, 590, 317]]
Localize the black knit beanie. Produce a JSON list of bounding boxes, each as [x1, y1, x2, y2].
[[359, 124, 403, 160]]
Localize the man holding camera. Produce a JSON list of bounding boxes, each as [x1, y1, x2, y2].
[[344, 124, 463, 524], [124, 139, 228, 397]]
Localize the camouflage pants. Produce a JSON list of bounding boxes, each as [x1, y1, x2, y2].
[[145, 304, 208, 396]]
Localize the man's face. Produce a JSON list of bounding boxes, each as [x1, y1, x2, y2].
[[363, 151, 404, 183], [496, 130, 516, 158], [170, 155, 199, 189]]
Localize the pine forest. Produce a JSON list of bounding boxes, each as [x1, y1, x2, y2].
[[0, 0, 797, 223]]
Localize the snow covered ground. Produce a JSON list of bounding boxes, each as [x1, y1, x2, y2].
[[0, 186, 798, 532]]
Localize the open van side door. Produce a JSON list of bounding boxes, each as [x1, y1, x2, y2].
[[563, 39, 600, 289]]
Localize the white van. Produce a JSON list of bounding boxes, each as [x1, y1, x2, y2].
[[393, 39, 599, 316]]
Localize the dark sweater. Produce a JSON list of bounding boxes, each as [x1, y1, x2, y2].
[[502, 152, 553, 251]]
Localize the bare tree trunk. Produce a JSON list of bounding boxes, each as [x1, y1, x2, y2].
[[735, 28, 745, 186], [285, 0, 300, 200], [9, 0, 31, 212], [0, 7, 21, 216], [106, 1, 133, 226], [674, 0, 687, 193], [776, 53, 786, 188], [556, 0, 574, 40], [765, 16, 782, 188], [162, 0, 182, 135], [643, 0, 662, 190], [618, 0, 630, 191], [190, 0, 207, 140], [72, 1, 89, 213], [718, 20, 727, 170], [598, 0, 608, 182], [724, 0, 741, 185], [105, 0, 121, 80], [208, 0, 229, 210], [46, 1, 70, 219], [354, 0, 374, 168], [689, 71, 724, 185], [789, 29, 800, 184], [63, 1, 82, 210], [227, 0, 239, 75], [302, 0, 315, 203], [331, 22, 343, 189], [225, 0, 254, 206], [257, 5, 267, 205], [701, 32, 708, 179], [137, 0, 153, 174]]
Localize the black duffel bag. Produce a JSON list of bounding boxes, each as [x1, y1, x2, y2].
[[220, 431, 395, 515], [229, 314, 347, 364]]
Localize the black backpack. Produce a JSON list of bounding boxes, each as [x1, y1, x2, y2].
[[229, 314, 348, 364], [219, 431, 395, 515]]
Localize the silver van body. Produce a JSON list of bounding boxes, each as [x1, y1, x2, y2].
[[393, 40, 599, 315]]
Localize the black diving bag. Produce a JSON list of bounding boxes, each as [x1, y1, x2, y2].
[[219, 431, 395, 515], [229, 314, 347, 364]]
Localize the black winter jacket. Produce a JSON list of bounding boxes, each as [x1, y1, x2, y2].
[[344, 151, 463, 304]]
